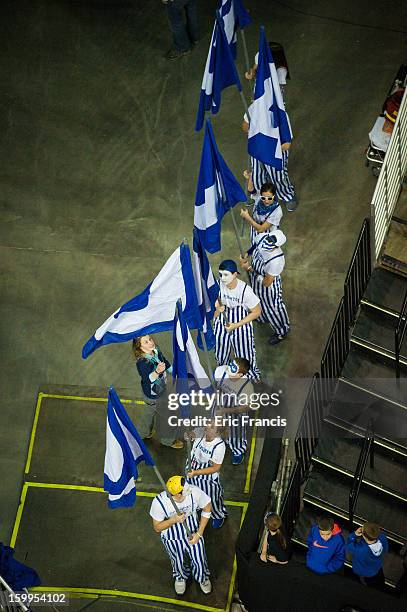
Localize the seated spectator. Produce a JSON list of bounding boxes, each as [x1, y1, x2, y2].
[[368, 88, 405, 153], [260, 513, 290, 565], [306, 515, 345, 575], [346, 522, 388, 589]]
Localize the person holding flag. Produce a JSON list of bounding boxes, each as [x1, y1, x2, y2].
[[150, 475, 213, 595], [240, 229, 290, 346], [186, 421, 227, 529], [244, 27, 298, 212], [132, 335, 183, 449], [240, 174, 283, 242], [214, 259, 261, 381]]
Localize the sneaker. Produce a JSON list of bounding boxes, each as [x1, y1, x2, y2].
[[285, 196, 298, 212], [232, 453, 245, 466], [212, 517, 225, 529], [268, 332, 289, 346], [170, 440, 184, 449], [165, 47, 191, 61], [174, 578, 186, 595], [199, 578, 212, 594]]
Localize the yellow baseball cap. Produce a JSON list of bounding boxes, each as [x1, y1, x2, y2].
[[166, 475, 185, 495]]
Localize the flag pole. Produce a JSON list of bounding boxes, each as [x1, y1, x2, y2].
[[240, 29, 251, 75], [230, 207, 244, 256], [151, 465, 192, 537], [175, 297, 193, 476]]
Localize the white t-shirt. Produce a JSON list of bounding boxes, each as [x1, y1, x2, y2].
[[254, 54, 287, 85], [192, 437, 225, 479], [219, 278, 260, 311], [254, 235, 285, 276], [369, 116, 390, 152], [214, 365, 255, 409], [150, 486, 210, 537], [251, 195, 283, 228]]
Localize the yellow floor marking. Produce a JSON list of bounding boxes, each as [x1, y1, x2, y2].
[[24, 393, 44, 474], [225, 503, 248, 612], [10, 483, 29, 548], [41, 393, 143, 404], [244, 425, 257, 493]]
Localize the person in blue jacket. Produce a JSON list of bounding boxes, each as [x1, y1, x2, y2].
[[306, 515, 345, 575], [346, 522, 388, 588]]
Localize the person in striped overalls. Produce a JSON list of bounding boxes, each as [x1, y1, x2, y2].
[[215, 358, 254, 466], [240, 175, 283, 243], [186, 422, 227, 529], [240, 229, 290, 346], [150, 476, 212, 596], [214, 259, 261, 381]]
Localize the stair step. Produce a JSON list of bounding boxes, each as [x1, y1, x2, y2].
[[292, 506, 405, 587], [328, 378, 407, 448], [313, 421, 407, 498], [303, 467, 407, 542], [362, 267, 407, 315], [341, 345, 405, 385]]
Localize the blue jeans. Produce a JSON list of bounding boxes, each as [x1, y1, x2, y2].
[[166, 0, 199, 51]]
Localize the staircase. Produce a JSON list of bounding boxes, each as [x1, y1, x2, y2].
[[291, 264, 407, 594]]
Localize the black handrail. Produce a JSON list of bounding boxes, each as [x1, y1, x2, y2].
[[320, 297, 349, 408], [395, 289, 407, 378], [348, 420, 374, 528], [294, 373, 324, 481], [344, 218, 371, 328], [280, 461, 301, 540]]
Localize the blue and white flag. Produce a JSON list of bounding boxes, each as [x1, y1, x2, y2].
[[173, 302, 211, 401], [82, 243, 201, 359], [192, 228, 218, 351], [194, 119, 246, 253], [104, 387, 154, 509], [195, 12, 242, 132], [248, 27, 293, 170], [219, 0, 252, 58]]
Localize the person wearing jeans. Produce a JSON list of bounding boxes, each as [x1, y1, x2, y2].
[[162, 0, 199, 60]]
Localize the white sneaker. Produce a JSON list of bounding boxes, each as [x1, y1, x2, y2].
[[174, 578, 186, 595], [200, 578, 212, 594]]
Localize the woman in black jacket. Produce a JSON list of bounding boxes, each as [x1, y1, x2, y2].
[[133, 335, 183, 449], [260, 513, 290, 565]]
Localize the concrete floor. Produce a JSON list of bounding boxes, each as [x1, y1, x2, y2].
[[1, 0, 407, 608]]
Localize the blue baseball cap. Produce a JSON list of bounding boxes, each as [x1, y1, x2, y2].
[[219, 259, 240, 274]]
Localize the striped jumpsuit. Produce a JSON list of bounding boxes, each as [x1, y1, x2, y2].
[[187, 436, 227, 520], [250, 235, 290, 337], [150, 487, 210, 584], [215, 366, 254, 456], [214, 279, 261, 380], [251, 153, 296, 203]]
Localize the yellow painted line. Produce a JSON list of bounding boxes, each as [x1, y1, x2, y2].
[[25, 393, 44, 474], [40, 393, 144, 405], [225, 503, 248, 612], [24, 482, 248, 507], [29, 587, 224, 612], [244, 425, 257, 494], [10, 483, 29, 548]]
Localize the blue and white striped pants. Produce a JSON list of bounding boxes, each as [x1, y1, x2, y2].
[[252, 274, 290, 337], [251, 151, 295, 203], [225, 413, 248, 456], [214, 309, 261, 380], [189, 475, 226, 519], [161, 535, 209, 584]]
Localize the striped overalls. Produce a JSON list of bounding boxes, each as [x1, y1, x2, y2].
[[250, 238, 290, 337], [218, 371, 252, 456], [251, 151, 295, 203], [214, 286, 261, 381], [154, 491, 210, 584], [187, 438, 227, 520]]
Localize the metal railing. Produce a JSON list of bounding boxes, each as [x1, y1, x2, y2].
[[320, 297, 349, 406], [371, 88, 407, 262], [280, 461, 301, 540], [294, 374, 324, 481], [395, 289, 407, 378], [348, 421, 375, 527], [0, 577, 29, 611], [344, 218, 371, 328]]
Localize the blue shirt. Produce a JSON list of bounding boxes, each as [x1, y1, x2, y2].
[[346, 532, 388, 577]]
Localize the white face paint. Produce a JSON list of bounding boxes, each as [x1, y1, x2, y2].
[[219, 270, 234, 284]]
